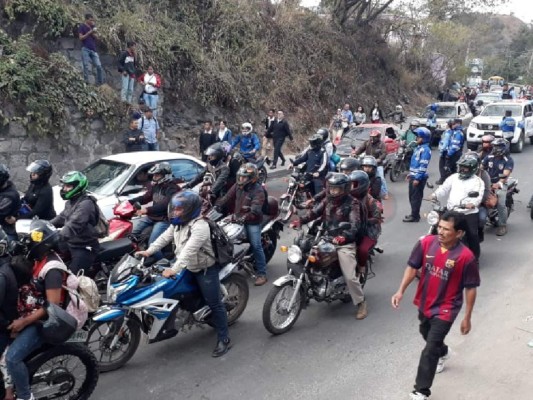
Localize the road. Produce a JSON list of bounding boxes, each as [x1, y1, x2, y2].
[[93, 145, 533, 400]]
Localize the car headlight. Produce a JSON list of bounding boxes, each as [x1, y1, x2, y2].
[[287, 245, 303, 264], [107, 282, 129, 303], [439, 123, 448, 129], [469, 122, 477, 129], [427, 210, 440, 226]]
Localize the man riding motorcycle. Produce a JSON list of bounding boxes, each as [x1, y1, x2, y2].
[[353, 129, 389, 199], [21, 160, 56, 221], [401, 120, 420, 150], [291, 134, 328, 196], [481, 138, 514, 236], [361, 156, 382, 201], [477, 134, 494, 162], [231, 122, 261, 162]]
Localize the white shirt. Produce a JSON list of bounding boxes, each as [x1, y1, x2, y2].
[[433, 173, 485, 215], [144, 73, 157, 94], [218, 128, 227, 141]]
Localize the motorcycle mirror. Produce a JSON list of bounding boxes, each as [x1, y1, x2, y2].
[[338, 222, 351, 230], [133, 202, 142, 210], [467, 191, 479, 198]]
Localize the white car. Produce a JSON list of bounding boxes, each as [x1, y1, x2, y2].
[[53, 152, 205, 219], [466, 100, 533, 153]]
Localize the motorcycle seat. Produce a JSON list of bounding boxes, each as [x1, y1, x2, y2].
[[97, 238, 135, 263]]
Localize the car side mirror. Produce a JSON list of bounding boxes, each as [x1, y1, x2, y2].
[[526, 112, 532, 117], [468, 191, 479, 198], [121, 184, 144, 196]]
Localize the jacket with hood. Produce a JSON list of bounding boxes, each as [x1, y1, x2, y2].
[[131, 180, 179, 221], [409, 141, 432, 181], [216, 182, 265, 225], [0, 181, 21, 236], [22, 181, 56, 220]]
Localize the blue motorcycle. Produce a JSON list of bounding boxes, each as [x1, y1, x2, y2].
[[85, 253, 249, 372]]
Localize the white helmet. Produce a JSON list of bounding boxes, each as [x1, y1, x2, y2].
[[241, 122, 253, 136], [396, 105, 403, 111]]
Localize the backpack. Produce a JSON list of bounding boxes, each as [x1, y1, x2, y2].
[[189, 218, 234, 266], [89, 197, 109, 238], [139, 116, 158, 130]]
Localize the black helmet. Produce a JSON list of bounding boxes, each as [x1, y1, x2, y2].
[[492, 138, 508, 156], [348, 170, 370, 200], [0, 164, 10, 187], [168, 190, 202, 226], [446, 119, 454, 128], [326, 173, 350, 198], [205, 142, 225, 166], [309, 133, 323, 150], [148, 162, 173, 185], [316, 128, 330, 142], [27, 160, 53, 183], [236, 163, 258, 188], [0, 227, 8, 258], [457, 154, 479, 180], [39, 302, 77, 345], [27, 220, 59, 261], [339, 157, 361, 174]]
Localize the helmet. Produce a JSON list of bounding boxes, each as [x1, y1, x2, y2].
[[492, 138, 508, 156], [414, 127, 431, 144], [59, 171, 88, 200], [410, 119, 421, 128], [446, 119, 454, 128], [27, 220, 59, 261], [339, 157, 361, 174], [39, 302, 77, 345], [326, 173, 350, 198], [481, 134, 495, 144], [456, 154, 479, 180], [167, 190, 202, 226], [0, 228, 8, 258], [316, 128, 330, 142], [348, 170, 370, 200], [205, 142, 225, 166], [453, 118, 463, 126], [27, 160, 53, 183], [309, 133, 323, 150], [241, 122, 253, 136], [370, 129, 381, 137], [236, 163, 258, 188], [148, 162, 173, 185], [0, 164, 9, 188], [396, 105, 403, 111], [361, 156, 377, 177], [220, 141, 232, 158]]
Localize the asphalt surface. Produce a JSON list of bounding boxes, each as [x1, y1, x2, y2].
[[92, 144, 533, 400]]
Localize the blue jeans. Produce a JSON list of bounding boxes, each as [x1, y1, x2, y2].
[[147, 142, 160, 151], [193, 266, 229, 342], [6, 325, 43, 400], [132, 217, 170, 259], [121, 75, 135, 103], [143, 93, 159, 117], [377, 165, 388, 196], [496, 185, 508, 225], [81, 47, 104, 85], [245, 224, 267, 276]]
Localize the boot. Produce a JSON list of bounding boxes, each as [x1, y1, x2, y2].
[[356, 300, 368, 320], [254, 276, 268, 286], [212, 338, 232, 357], [496, 225, 507, 236]]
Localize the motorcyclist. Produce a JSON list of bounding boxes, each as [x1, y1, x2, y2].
[[388, 105, 405, 125], [0, 165, 21, 241], [401, 120, 420, 149], [135, 191, 231, 357], [291, 134, 328, 196], [361, 156, 382, 200], [431, 153, 484, 259], [467, 151, 491, 242], [477, 134, 494, 162], [21, 160, 56, 221], [499, 110, 516, 135], [353, 129, 389, 199], [231, 122, 261, 162], [290, 173, 368, 319], [436, 119, 453, 185], [130, 162, 180, 256], [216, 163, 268, 286], [50, 171, 100, 274], [481, 138, 514, 236]]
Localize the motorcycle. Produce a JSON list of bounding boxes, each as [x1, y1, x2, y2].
[[389, 141, 415, 182], [85, 254, 249, 372], [262, 220, 372, 335], [425, 191, 480, 235], [279, 164, 314, 223], [487, 177, 519, 226], [238, 152, 268, 184]]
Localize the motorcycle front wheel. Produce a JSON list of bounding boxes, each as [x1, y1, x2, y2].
[[262, 281, 304, 335], [258, 167, 268, 184], [28, 343, 99, 400], [85, 318, 141, 372], [221, 274, 250, 325], [389, 162, 403, 182]]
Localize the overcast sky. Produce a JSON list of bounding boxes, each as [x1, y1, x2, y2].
[[300, 0, 533, 23]]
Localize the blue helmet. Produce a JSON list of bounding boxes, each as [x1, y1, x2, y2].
[[414, 127, 431, 144], [430, 103, 439, 112], [167, 190, 202, 226]]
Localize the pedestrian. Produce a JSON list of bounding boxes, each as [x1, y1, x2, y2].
[[78, 13, 104, 85], [392, 211, 480, 400], [137, 66, 162, 117], [123, 119, 147, 152], [199, 121, 217, 162], [267, 110, 293, 169], [388, 105, 406, 125], [436, 119, 453, 185], [216, 120, 232, 143], [118, 41, 137, 104], [329, 108, 344, 142], [261, 109, 276, 157], [353, 105, 366, 126], [137, 108, 160, 151], [341, 103, 354, 133], [370, 102, 384, 123], [403, 128, 432, 223], [440, 118, 465, 182]]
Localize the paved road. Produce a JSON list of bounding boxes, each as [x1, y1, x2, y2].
[[93, 145, 533, 400]]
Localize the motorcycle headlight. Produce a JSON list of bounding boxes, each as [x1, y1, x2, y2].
[[107, 282, 129, 303], [469, 122, 477, 130], [288, 178, 296, 188], [427, 210, 440, 226], [287, 245, 303, 264], [398, 147, 404, 154]]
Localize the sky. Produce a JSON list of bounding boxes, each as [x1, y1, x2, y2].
[[300, 0, 533, 23]]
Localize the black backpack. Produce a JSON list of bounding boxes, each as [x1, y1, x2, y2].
[[189, 217, 234, 266]]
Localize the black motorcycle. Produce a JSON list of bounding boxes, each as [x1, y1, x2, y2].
[[425, 191, 480, 235], [487, 178, 519, 226], [279, 164, 314, 223], [389, 140, 415, 182]]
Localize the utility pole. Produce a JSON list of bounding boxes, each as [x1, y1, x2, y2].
[[527, 49, 533, 78]]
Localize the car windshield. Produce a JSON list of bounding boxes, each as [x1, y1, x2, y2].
[[480, 104, 522, 117], [422, 106, 455, 118], [476, 94, 500, 102], [343, 127, 380, 141], [83, 160, 134, 196]]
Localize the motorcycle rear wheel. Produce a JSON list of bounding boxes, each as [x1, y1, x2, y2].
[[262, 281, 304, 335], [28, 343, 99, 400], [262, 230, 277, 264], [85, 318, 141, 372], [389, 162, 403, 182], [222, 274, 250, 325], [258, 167, 268, 184]]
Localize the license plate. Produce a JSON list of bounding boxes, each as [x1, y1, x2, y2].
[[485, 131, 495, 135], [67, 330, 89, 343]]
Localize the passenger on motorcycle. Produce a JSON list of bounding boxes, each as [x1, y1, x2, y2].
[[21, 160, 56, 221], [481, 138, 514, 236], [290, 173, 368, 320], [50, 171, 100, 274], [388, 105, 406, 125], [291, 134, 328, 196], [431, 154, 484, 259], [231, 122, 261, 162], [361, 156, 382, 201], [353, 129, 389, 199], [477, 134, 494, 162], [436, 119, 453, 185], [216, 163, 268, 286], [131, 162, 180, 257], [136, 191, 232, 357], [0, 165, 20, 242], [401, 120, 420, 150]]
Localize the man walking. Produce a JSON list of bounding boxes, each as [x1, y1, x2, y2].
[[267, 110, 293, 169], [262, 109, 275, 157], [118, 41, 137, 103], [392, 211, 480, 400], [78, 13, 104, 85], [138, 108, 161, 151]]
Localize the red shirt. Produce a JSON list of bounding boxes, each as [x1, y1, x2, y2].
[[408, 235, 480, 322]]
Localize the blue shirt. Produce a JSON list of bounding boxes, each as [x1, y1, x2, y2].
[[482, 154, 514, 183], [438, 129, 452, 155], [138, 117, 160, 144], [447, 127, 465, 157], [342, 110, 353, 124], [499, 116, 516, 133], [79, 24, 96, 51], [231, 133, 260, 159], [409, 144, 432, 180]]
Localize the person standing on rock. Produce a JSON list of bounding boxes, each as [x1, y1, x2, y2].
[[78, 13, 104, 85], [261, 109, 276, 157], [199, 121, 217, 162], [216, 120, 232, 143], [123, 119, 147, 152], [137, 66, 162, 117], [118, 41, 137, 104], [267, 110, 293, 169], [138, 108, 161, 151]]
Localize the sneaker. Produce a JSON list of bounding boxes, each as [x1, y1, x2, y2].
[[436, 351, 450, 373], [355, 300, 368, 320], [403, 215, 420, 223], [383, 194, 390, 200], [496, 225, 507, 236], [409, 392, 429, 400], [254, 276, 268, 286], [270, 165, 277, 170], [281, 160, 285, 167]]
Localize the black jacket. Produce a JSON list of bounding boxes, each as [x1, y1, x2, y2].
[[0, 181, 21, 236], [117, 50, 137, 75], [217, 182, 265, 225], [267, 119, 293, 142], [131, 181, 179, 221], [0, 257, 18, 332], [186, 163, 230, 199], [22, 182, 56, 220], [293, 147, 328, 176], [123, 128, 146, 152], [199, 131, 217, 155]]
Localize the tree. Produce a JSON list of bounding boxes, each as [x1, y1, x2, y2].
[[424, 0, 509, 19], [321, 0, 395, 28]]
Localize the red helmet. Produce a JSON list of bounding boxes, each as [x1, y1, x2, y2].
[[370, 129, 381, 137]]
